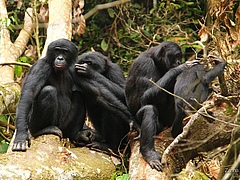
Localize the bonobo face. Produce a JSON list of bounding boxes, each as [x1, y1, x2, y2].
[[46, 38, 78, 71], [168, 50, 183, 68], [163, 43, 183, 69], [154, 41, 183, 70], [54, 47, 68, 71], [77, 52, 106, 73]]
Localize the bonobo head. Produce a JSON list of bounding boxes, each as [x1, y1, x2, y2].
[[76, 51, 109, 74], [46, 38, 79, 71], [152, 41, 183, 72]]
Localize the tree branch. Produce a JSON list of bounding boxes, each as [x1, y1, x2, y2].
[[76, 0, 130, 20], [162, 101, 214, 164], [0, 62, 31, 68]]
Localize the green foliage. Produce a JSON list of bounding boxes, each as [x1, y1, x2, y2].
[[0, 115, 8, 123], [110, 171, 130, 180], [78, 1, 205, 73], [0, 115, 10, 154], [14, 56, 31, 77], [0, 140, 9, 154], [116, 174, 130, 180]]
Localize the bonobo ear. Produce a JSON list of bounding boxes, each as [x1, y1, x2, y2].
[[153, 45, 166, 60], [102, 55, 110, 72]]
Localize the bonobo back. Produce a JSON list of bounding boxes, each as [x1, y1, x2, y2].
[[172, 56, 226, 138]]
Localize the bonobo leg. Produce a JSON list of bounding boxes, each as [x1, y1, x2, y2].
[[137, 105, 164, 171], [171, 104, 186, 138], [29, 85, 62, 138]]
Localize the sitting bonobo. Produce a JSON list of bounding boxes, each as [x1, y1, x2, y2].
[[172, 55, 226, 138], [12, 39, 87, 152], [73, 51, 140, 152]]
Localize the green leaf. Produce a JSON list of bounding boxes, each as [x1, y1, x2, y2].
[[108, 8, 115, 18], [133, 3, 141, 9], [185, 2, 194, 6], [130, 33, 139, 39], [101, 39, 108, 52], [19, 56, 30, 63], [116, 174, 130, 180], [5, 18, 11, 27], [141, 30, 151, 38], [0, 140, 9, 154], [14, 65, 23, 77], [0, 115, 8, 122]]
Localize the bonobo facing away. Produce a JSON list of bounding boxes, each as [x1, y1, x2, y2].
[[73, 51, 139, 151], [125, 41, 198, 171], [172, 55, 226, 138], [12, 39, 86, 152]]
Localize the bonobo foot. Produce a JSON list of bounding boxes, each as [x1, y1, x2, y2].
[[142, 150, 163, 171], [76, 129, 95, 143], [76, 128, 103, 145]]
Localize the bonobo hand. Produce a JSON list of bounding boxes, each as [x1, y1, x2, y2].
[[184, 59, 200, 67], [12, 131, 31, 152], [75, 63, 93, 76], [129, 120, 141, 140], [208, 55, 222, 64], [175, 60, 199, 72]]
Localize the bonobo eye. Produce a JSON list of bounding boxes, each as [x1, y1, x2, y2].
[[176, 52, 183, 58], [78, 61, 92, 65], [86, 61, 92, 65], [54, 47, 68, 56]]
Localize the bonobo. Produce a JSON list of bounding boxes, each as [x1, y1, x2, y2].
[[125, 41, 198, 171], [12, 38, 86, 152], [172, 55, 226, 137], [73, 51, 140, 151]]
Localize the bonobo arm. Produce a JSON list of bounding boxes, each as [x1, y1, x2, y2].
[[74, 70, 140, 133], [61, 90, 86, 142], [75, 63, 125, 100], [12, 60, 51, 151], [88, 79, 140, 132], [202, 56, 226, 84], [141, 60, 199, 105]]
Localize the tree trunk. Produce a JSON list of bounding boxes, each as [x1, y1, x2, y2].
[[0, 0, 33, 84], [0, 0, 33, 115], [41, 0, 73, 56]]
